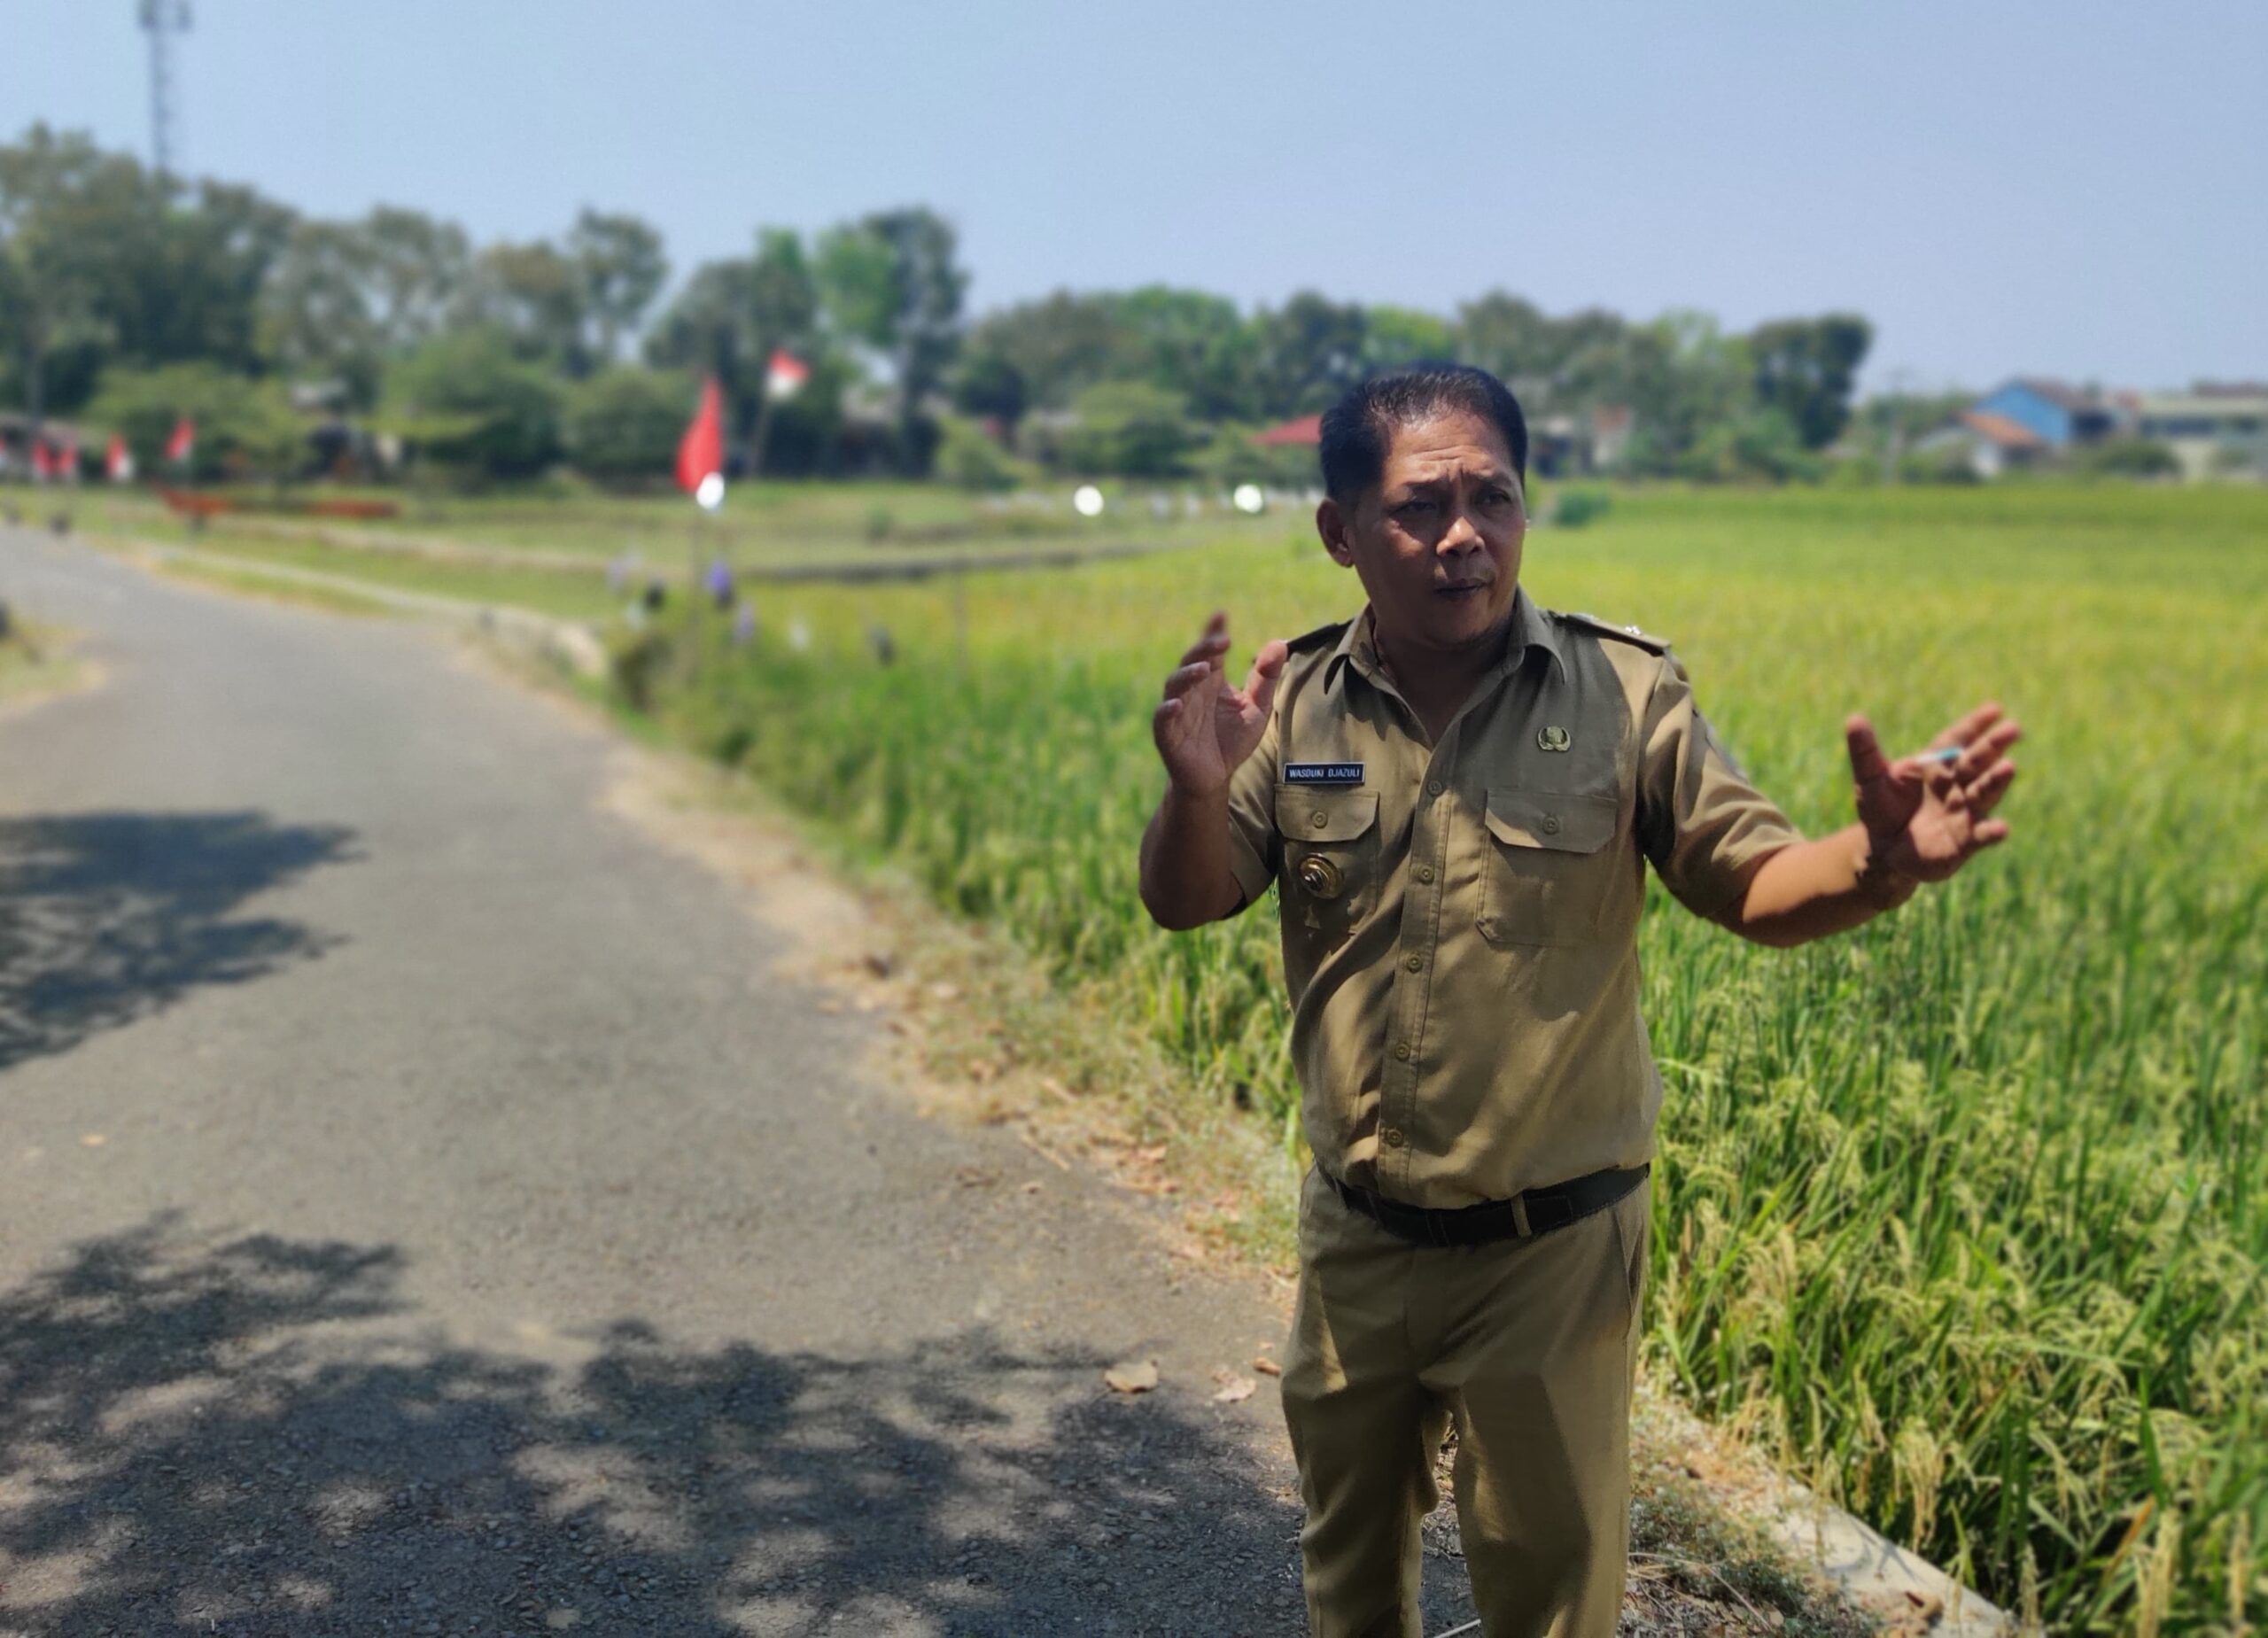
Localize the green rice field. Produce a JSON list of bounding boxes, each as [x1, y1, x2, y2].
[[619, 484, 2266, 1633]]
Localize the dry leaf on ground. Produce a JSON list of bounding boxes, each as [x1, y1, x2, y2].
[[1252, 1356, 1282, 1378], [1104, 1358, 1160, 1393], [1212, 1375, 1256, 1404]]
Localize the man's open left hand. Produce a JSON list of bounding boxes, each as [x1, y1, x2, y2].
[[1844, 702, 2022, 885]]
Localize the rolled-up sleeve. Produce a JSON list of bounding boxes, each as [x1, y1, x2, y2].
[[1222, 708, 1281, 911], [1636, 655, 1801, 920]]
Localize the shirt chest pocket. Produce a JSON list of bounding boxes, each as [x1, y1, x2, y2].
[[1276, 788, 1382, 943], [1477, 788, 1620, 948]]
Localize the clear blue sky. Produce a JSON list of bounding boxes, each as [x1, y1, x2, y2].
[[11, 0, 2264, 393]]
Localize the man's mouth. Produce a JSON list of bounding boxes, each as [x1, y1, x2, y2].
[[1435, 582, 1489, 601]]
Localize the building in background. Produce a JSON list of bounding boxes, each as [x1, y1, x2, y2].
[[1911, 409, 2050, 480], [2134, 384, 2268, 480], [1967, 379, 2124, 450]]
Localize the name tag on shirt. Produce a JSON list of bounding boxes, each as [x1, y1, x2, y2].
[[1284, 763, 1365, 787]]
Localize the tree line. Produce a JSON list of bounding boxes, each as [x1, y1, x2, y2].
[[0, 124, 1874, 487]]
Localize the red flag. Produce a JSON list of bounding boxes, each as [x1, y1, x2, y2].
[[675, 378, 724, 493], [765, 349, 810, 401], [28, 440, 53, 480], [165, 416, 195, 463], [106, 434, 135, 483]]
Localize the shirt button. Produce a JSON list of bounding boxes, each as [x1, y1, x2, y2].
[[1425, 780, 1444, 796], [1415, 865, 1435, 884], [1541, 813, 1561, 835], [1311, 811, 1328, 829], [1405, 955, 1423, 973], [1382, 1127, 1406, 1147], [1393, 1041, 1412, 1061]]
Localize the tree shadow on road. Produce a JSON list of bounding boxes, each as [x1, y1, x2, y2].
[[0, 1219, 1308, 1635], [0, 811, 355, 1072]]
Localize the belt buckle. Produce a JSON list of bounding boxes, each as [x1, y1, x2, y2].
[[1509, 1194, 1534, 1240]]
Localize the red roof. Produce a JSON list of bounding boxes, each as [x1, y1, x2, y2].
[[1251, 413, 1323, 446], [1958, 409, 2047, 450]]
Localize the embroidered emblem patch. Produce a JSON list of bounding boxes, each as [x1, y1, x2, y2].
[[1537, 726, 1572, 752]]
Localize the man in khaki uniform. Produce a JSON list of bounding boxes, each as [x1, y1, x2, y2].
[[1137, 365, 2021, 1638]]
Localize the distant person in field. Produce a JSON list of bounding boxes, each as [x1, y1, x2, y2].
[[1138, 363, 2021, 1638]]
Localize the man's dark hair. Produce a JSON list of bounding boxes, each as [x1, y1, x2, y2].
[[1317, 362, 1529, 504]]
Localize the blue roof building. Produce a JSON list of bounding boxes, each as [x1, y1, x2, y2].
[[1969, 379, 2120, 447]]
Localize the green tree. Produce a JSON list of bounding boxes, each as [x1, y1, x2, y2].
[[469, 239, 589, 371], [1453, 291, 1555, 389], [1361, 304, 1454, 373], [360, 206, 471, 351], [0, 126, 150, 431], [1250, 291, 1367, 418], [957, 291, 1118, 413], [1104, 286, 1258, 422], [564, 364, 691, 484], [1748, 314, 1873, 448], [1060, 380, 1204, 477], [1676, 406, 1820, 483], [2075, 436, 2181, 478], [1622, 312, 1755, 473], [816, 206, 967, 472], [567, 208, 667, 363], [257, 220, 385, 407], [87, 361, 304, 481], [934, 412, 1029, 491], [381, 328, 563, 479], [949, 345, 1028, 429]]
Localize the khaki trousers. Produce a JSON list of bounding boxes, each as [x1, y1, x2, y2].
[[1280, 1167, 1648, 1638]]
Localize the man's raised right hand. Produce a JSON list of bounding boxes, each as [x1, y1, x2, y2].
[[1152, 612, 1288, 798]]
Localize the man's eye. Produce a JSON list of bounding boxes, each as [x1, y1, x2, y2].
[[1394, 499, 1434, 516]]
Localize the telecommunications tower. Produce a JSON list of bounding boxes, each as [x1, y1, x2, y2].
[[139, 0, 191, 176]]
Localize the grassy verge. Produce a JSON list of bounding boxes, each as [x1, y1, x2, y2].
[[145, 551, 405, 618], [64, 481, 1288, 572], [0, 617, 88, 710]]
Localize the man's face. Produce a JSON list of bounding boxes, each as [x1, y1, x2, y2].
[[1317, 409, 1527, 665]]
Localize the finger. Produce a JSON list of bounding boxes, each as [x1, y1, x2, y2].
[[1178, 629, 1232, 670], [1966, 760, 2017, 817], [1161, 660, 1217, 702], [1845, 715, 1893, 785], [1967, 818, 2010, 850], [1927, 701, 2003, 754], [1953, 720, 2023, 781], [1245, 639, 1290, 719]]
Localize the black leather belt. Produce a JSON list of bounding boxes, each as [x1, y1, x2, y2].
[[1324, 1162, 1648, 1248]]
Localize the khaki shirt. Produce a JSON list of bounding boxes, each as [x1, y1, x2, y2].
[[1224, 588, 1800, 1207]]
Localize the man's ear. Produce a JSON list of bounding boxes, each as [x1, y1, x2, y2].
[[1317, 497, 1356, 568]]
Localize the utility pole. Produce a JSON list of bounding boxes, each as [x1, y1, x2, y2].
[[139, 0, 191, 177], [1879, 367, 1914, 485]]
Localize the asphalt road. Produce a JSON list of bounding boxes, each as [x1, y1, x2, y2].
[[0, 529, 1487, 1636]]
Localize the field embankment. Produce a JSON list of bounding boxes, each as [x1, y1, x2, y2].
[[607, 483, 2267, 1633]]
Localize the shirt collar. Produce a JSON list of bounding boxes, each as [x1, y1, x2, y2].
[[1324, 586, 1565, 695]]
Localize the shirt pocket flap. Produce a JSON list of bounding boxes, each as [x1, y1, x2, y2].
[[1275, 788, 1380, 842], [1484, 788, 1618, 854]]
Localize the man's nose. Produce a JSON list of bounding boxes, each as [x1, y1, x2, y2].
[[1439, 509, 1481, 552]]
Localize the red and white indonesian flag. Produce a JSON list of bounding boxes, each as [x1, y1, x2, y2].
[[675, 377, 725, 495], [27, 440, 54, 480], [765, 348, 809, 401], [106, 434, 135, 483], [164, 416, 195, 464]]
